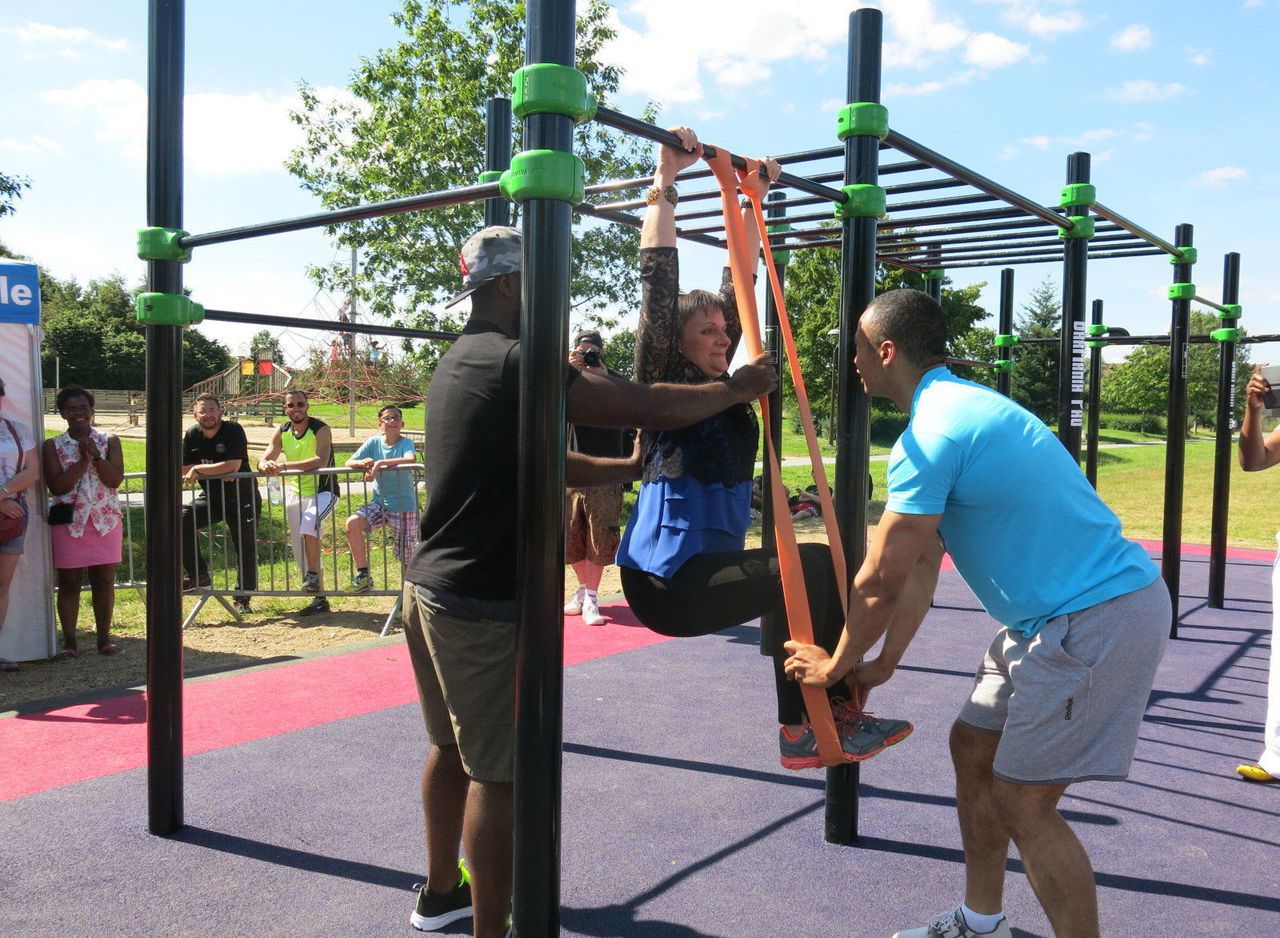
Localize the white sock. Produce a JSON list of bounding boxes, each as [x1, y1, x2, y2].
[[583, 587, 598, 601], [959, 903, 1005, 934]]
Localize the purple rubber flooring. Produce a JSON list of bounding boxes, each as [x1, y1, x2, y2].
[[3, 551, 1277, 937]]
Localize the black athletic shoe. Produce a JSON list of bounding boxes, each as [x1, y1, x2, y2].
[[410, 863, 472, 931], [297, 596, 330, 617]]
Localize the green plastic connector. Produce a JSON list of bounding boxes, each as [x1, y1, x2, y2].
[[478, 170, 504, 185], [922, 269, 945, 282], [993, 359, 1013, 374], [1168, 282, 1196, 301], [1210, 327, 1240, 343], [1057, 215, 1095, 240], [1170, 245, 1197, 266], [1059, 183, 1096, 208], [993, 333, 1019, 348], [836, 102, 889, 141], [767, 223, 791, 267], [499, 149, 585, 205], [511, 64, 597, 124], [1085, 339, 1106, 349], [1087, 324, 1107, 337], [135, 293, 203, 326], [1217, 303, 1242, 320], [834, 184, 886, 220], [137, 227, 192, 263]]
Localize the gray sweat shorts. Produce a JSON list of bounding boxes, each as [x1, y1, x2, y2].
[[958, 577, 1170, 785]]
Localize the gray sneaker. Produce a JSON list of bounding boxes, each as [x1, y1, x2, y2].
[[301, 571, 320, 592], [779, 714, 886, 770], [892, 908, 1012, 938], [833, 699, 914, 748], [347, 572, 375, 593]]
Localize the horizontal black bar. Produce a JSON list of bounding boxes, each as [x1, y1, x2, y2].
[[574, 201, 726, 249], [1020, 332, 1280, 346], [888, 193, 997, 212], [879, 206, 1029, 230], [883, 233, 1143, 259], [204, 308, 459, 341], [877, 217, 1061, 240], [940, 248, 1165, 269], [879, 222, 1123, 250], [595, 106, 849, 204], [884, 130, 1072, 229], [184, 181, 500, 249], [884, 177, 966, 195], [1091, 202, 1179, 255]]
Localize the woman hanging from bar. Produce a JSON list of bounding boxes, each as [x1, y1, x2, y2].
[[615, 127, 918, 769]]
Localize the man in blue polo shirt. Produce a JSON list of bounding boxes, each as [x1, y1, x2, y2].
[[785, 289, 1168, 938]]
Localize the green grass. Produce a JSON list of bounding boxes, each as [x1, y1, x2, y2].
[[304, 401, 425, 430]]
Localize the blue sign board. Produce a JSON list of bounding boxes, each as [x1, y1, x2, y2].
[[0, 260, 41, 324]]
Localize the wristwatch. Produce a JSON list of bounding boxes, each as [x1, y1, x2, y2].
[[646, 184, 678, 207]]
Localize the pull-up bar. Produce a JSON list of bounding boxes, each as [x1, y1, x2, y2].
[[1091, 202, 1180, 255], [203, 307, 460, 342]]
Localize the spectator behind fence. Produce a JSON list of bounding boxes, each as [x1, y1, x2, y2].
[[1236, 365, 1280, 784], [564, 329, 630, 627], [345, 404, 419, 593], [181, 392, 261, 614], [43, 386, 124, 660], [0, 377, 40, 673], [258, 388, 337, 618]]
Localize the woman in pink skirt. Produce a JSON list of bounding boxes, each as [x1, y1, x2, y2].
[[43, 387, 125, 658]]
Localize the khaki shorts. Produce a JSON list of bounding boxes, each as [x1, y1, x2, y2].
[[402, 582, 517, 783], [565, 485, 623, 567], [958, 577, 1170, 785]]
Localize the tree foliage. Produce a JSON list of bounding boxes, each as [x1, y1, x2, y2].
[[0, 171, 30, 219], [249, 330, 286, 365], [1010, 278, 1060, 423], [287, 0, 655, 375], [1101, 311, 1252, 433]]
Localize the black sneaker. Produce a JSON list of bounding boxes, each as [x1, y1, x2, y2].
[[232, 597, 252, 615], [297, 596, 330, 617], [410, 862, 472, 931]]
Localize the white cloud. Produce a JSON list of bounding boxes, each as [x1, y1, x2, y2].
[[1, 136, 63, 155], [1001, 127, 1113, 159], [1019, 134, 1053, 150], [40, 79, 357, 176], [881, 0, 969, 69], [886, 70, 979, 98], [1105, 80, 1186, 103], [1131, 121, 1155, 142], [1188, 48, 1212, 66], [964, 32, 1030, 69], [984, 1, 1087, 37], [1110, 25, 1152, 52], [5, 21, 127, 51], [1189, 166, 1247, 188]]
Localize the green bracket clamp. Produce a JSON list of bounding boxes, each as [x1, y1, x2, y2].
[[1087, 324, 1107, 337], [511, 64, 597, 124], [137, 227, 192, 263], [922, 269, 945, 282], [993, 359, 1013, 374], [836, 102, 889, 141], [1059, 183, 1096, 208], [1170, 245, 1197, 266], [834, 184, 886, 220], [767, 223, 791, 267], [1058, 215, 1095, 240], [499, 149, 585, 205], [993, 333, 1019, 348], [1168, 282, 1196, 301], [478, 170, 504, 185], [1086, 340, 1106, 349], [1210, 327, 1240, 343], [1216, 302, 1242, 320], [1086, 324, 1107, 348], [136, 292, 204, 326]]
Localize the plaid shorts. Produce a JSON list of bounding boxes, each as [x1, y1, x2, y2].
[[356, 500, 419, 562]]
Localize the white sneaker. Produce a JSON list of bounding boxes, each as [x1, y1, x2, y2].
[[564, 586, 584, 616], [893, 908, 1011, 938], [581, 592, 605, 627]]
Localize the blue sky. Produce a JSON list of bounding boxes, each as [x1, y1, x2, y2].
[[2, 0, 1277, 367]]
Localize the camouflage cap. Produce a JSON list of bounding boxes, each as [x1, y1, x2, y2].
[[444, 225, 522, 308]]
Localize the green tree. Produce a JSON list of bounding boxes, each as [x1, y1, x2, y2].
[[1010, 277, 1060, 423], [1101, 310, 1251, 433], [249, 329, 285, 365], [287, 0, 654, 375], [0, 171, 30, 219], [602, 328, 635, 380]]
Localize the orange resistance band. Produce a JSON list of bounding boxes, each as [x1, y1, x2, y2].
[[704, 148, 849, 767]]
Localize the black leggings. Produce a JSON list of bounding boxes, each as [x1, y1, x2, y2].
[[620, 542, 848, 725]]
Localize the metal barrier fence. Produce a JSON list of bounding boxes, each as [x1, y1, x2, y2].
[[114, 464, 423, 635]]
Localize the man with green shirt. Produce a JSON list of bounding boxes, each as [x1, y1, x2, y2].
[[259, 388, 338, 617]]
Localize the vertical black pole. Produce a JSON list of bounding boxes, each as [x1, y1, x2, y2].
[[1162, 224, 1193, 638], [1085, 299, 1104, 487], [1208, 253, 1240, 609], [485, 97, 513, 228], [145, 0, 186, 837], [996, 268, 1014, 398], [512, 1, 574, 934], [924, 248, 942, 303], [760, 192, 785, 659], [830, 5, 881, 847], [1057, 153, 1090, 460]]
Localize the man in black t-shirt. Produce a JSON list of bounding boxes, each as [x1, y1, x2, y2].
[[181, 393, 260, 612], [400, 226, 778, 938]]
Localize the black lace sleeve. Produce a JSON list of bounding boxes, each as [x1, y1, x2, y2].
[[635, 247, 717, 387], [719, 266, 745, 365]]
